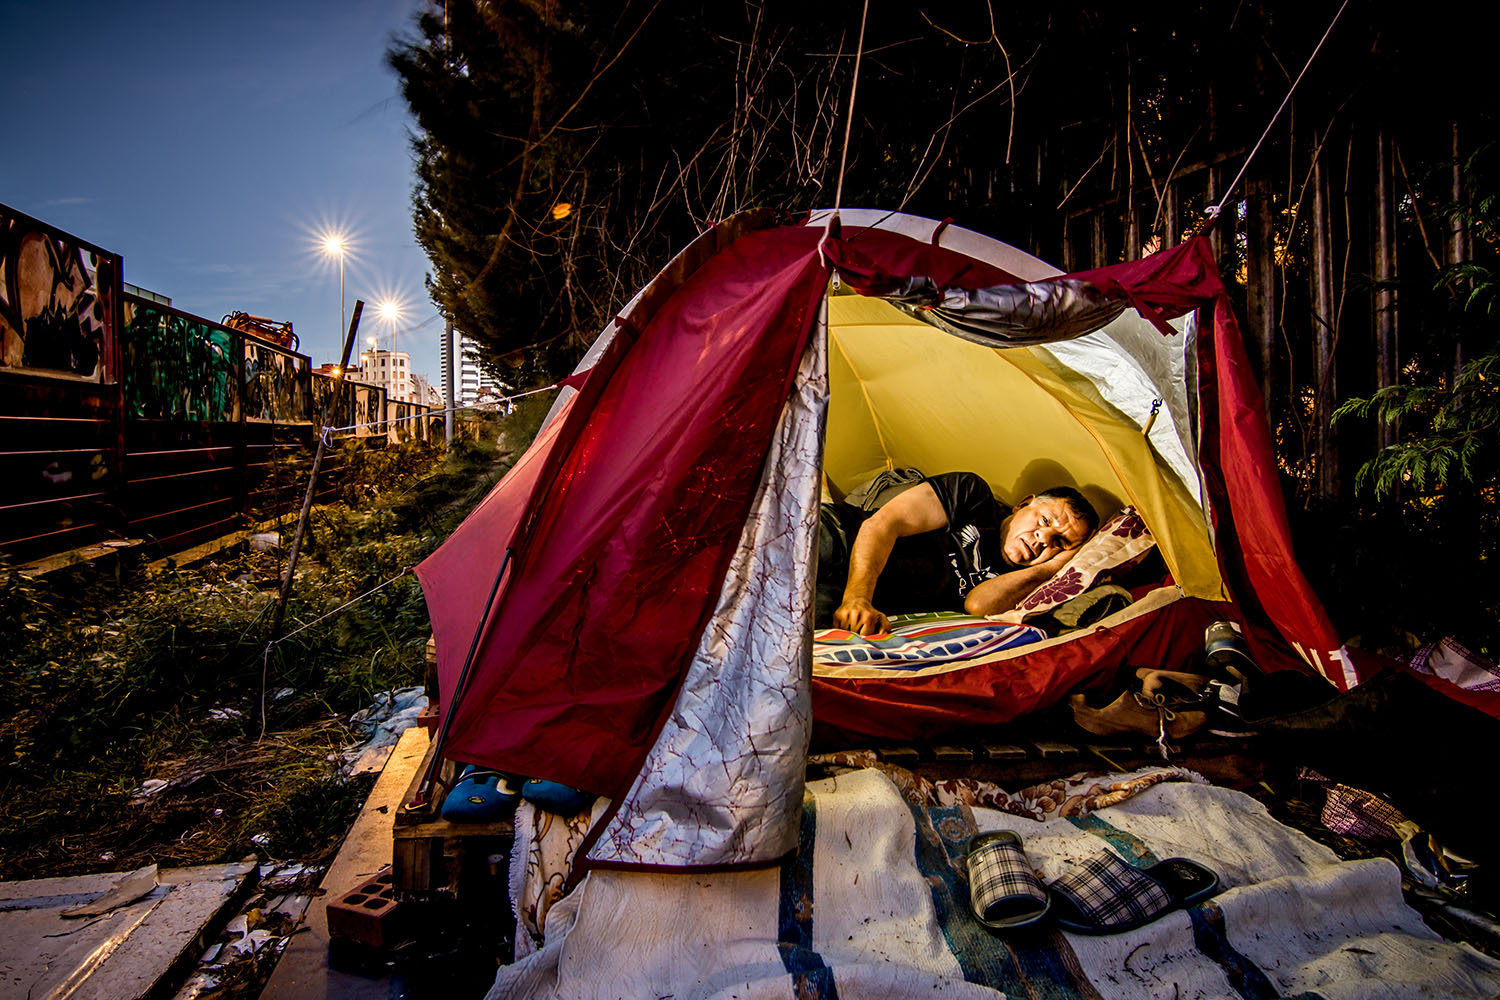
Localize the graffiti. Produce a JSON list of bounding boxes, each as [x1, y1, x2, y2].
[[243, 342, 312, 423], [311, 371, 359, 431], [122, 302, 237, 421], [353, 384, 378, 437], [0, 206, 116, 380], [390, 401, 412, 443]]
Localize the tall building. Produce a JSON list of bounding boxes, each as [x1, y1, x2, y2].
[[356, 348, 413, 402], [440, 329, 507, 408], [411, 373, 443, 408]]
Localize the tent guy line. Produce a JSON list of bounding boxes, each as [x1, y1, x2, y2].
[[258, 568, 417, 740], [1209, 0, 1352, 221]]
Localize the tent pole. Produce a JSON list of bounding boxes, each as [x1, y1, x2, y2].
[[408, 545, 513, 809]]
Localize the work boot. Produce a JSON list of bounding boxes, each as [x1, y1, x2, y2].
[[1070, 690, 1208, 741]]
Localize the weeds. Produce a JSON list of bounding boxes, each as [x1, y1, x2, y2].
[[0, 405, 543, 880]]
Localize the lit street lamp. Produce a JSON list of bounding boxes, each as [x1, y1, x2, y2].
[[321, 234, 347, 347]]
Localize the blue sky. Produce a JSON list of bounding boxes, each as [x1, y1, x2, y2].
[[0, 0, 444, 378]]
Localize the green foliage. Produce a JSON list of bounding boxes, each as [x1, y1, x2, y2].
[[0, 422, 525, 878], [1335, 141, 1500, 501], [1334, 352, 1500, 499]]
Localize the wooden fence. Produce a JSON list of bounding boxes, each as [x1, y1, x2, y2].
[[1, 202, 438, 565]]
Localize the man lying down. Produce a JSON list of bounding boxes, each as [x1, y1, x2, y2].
[[817, 472, 1099, 636]]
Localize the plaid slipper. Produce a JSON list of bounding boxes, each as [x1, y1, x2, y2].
[[966, 830, 1050, 930], [1048, 850, 1219, 935]]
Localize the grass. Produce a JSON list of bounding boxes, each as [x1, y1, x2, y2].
[[0, 400, 551, 880]]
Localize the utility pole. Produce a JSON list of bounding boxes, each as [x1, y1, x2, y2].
[[444, 320, 455, 446]]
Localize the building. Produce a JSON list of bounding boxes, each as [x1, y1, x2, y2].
[[440, 329, 508, 408], [357, 348, 413, 402], [412, 373, 443, 408]]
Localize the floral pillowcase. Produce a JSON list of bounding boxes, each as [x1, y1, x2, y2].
[[989, 506, 1156, 624]]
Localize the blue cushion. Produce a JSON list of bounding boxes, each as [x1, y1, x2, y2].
[[440, 767, 520, 823], [520, 779, 594, 816]]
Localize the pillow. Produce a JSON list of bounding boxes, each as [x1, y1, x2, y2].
[[990, 506, 1156, 624]]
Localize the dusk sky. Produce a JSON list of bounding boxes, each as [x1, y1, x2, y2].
[[1, 0, 445, 379]]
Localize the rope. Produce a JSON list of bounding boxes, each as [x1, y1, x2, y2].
[[822, 0, 872, 283], [1209, 0, 1352, 221], [832, 0, 871, 216], [319, 381, 565, 443], [259, 566, 416, 738]]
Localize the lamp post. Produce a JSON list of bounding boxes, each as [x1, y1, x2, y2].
[[322, 235, 346, 349], [376, 299, 406, 402]]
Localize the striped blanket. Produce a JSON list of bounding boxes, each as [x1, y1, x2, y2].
[[813, 614, 1046, 669], [489, 768, 1500, 1000]]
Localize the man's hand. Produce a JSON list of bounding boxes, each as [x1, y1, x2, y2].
[[1036, 544, 1079, 574], [834, 484, 949, 636], [833, 596, 890, 636], [963, 544, 1082, 617]]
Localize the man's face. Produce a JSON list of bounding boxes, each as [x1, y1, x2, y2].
[[999, 495, 1093, 568]]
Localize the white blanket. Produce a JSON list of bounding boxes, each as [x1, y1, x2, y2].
[[489, 768, 1500, 999]]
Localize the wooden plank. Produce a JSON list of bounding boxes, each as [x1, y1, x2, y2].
[[259, 725, 430, 1000], [0, 861, 256, 1000]]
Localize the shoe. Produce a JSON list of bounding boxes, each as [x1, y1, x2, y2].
[[966, 830, 1050, 930], [1070, 690, 1208, 741], [1204, 621, 1258, 685], [1049, 850, 1219, 935], [1135, 668, 1213, 702]]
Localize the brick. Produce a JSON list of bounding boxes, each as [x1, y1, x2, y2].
[[326, 866, 404, 949]]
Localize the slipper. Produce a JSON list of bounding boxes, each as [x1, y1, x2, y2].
[[440, 765, 521, 823], [966, 830, 1050, 930], [1049, 850, 1218, 935], [520, 778, 596, 816]]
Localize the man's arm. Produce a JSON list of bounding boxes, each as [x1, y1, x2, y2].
[[833, 482, 949, 635], [962, 545, 1077, 616]]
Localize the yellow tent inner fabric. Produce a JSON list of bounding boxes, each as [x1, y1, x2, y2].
[[824, 293, 1226, 601]]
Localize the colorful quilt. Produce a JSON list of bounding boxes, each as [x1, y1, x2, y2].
[[812, 613, 1047, 669]]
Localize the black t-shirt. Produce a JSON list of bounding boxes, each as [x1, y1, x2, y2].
[[861, 471, 1007, 614]]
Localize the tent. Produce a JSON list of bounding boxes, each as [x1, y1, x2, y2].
[[415, 208, 1361, 874]]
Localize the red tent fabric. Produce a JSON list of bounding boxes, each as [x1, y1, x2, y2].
[[418, 222, 828, 800], [418, 214, 1349, 805]]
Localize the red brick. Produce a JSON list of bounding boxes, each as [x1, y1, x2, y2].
[[326, 866, 404, 949]]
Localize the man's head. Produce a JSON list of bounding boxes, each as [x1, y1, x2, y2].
[[998, 486, 1099, 568]]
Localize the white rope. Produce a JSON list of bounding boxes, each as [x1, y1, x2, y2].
[[832, 0, 871, 216], [259, 567, 416, 738], [1211, 0, 1352, 219], [319, 381, 565, 443]]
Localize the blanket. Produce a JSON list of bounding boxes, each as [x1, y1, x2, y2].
[[490, 768, 1500, 999], [813, 615, 1046, 668]]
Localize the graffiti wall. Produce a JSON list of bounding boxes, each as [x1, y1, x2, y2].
[[0, 205, 117, 381], [243, 340, 312, 423], [353, 383, 379, 438], [311, 371, 358, 432], [122, 301, 238, 421]]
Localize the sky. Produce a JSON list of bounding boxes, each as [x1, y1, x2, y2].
[[0, 0, 444, 379]]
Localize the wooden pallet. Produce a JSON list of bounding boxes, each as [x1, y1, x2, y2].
[[851, 734, 1267, 789], [391, 635, 513, 894], [391, 732, 515, 895]]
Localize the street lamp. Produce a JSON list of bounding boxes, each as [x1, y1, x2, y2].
[[321, 234, 347, 348], [375, 298, 407, 402]]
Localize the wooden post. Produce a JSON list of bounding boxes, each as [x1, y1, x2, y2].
[[1374, 129, 1399, 450], [1244, 175, 1277, 407], [1312, 148, 1340, 502], [1164, 180, 1180, 249], [1449, 123, 1469, 381], [265, 301, 365, 656]]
